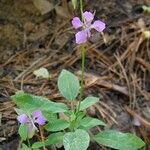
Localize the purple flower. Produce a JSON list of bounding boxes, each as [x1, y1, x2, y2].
[[17, 110, 46, 138], [72, 11, 106, 44]]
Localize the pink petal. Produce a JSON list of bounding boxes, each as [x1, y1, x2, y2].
[[72, 17, 83, 29], [32, 110, 42, 118], [75, 30, 88, 44], [92, 20, 106, 32], [32, 110, 46, 125], [83, 11, 94, 22], [17, 114, 29, 124], [35, 117, 46, 125]]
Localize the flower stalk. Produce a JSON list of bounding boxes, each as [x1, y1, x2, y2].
[[73, 1, 105, 112], [80, 0, 83, 16], [76, 0, 85, 113], [77, 44, 85, 112]]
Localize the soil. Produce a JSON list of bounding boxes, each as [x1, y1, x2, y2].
[[0, 0, 150, 150]]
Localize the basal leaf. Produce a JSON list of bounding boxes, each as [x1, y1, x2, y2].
[[79, 97, 99, 111], [58, 70, 80, 101], [63, 129, 90, 150], [12, 91, 68, 113], [94, 130, 145, 150]]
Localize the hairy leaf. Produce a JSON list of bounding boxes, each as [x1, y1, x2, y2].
[[45, 119, 69, 132], [63, 129, 90, 150], [12, 91, 68, 113], [58, 70, 80, 101], [79, 97, 99, 110], [94, 130, 145, 150]]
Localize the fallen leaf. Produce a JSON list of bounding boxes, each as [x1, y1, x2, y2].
[[33, 0, 54, 15], [33, 67, 50, 79]]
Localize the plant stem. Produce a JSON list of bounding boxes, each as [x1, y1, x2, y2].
[[77, 44, 85, 112], [80, 44, 85, 100], [80, 0, 83, 16], [39, 126, 46, 150], [27, 137, 31, 148], [76, 0, 85, 113], [17, 139, 23, 150]]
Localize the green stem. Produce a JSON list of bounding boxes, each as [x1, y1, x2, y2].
[[39, 127, 46, 150], [17, 139, 23, 150], [80, 0, 83, 15], [27, 137, 31, 149], [80, 45, 85, 100], [76, 0, 85, 113], [77, 44, 85, 112]]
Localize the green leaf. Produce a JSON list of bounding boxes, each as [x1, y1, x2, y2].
[[58, 69, 80, 101], [63, 129, 90, 150], [32, 142, 45, 149], [42, 111, 57, 122], [33, 67, 50, 79], [76, 111, 86, 122], [79, 97, 99, 111], [45, 119, 70, 131], [71, 0, 77, 9], [80, 117, 106, 130], [12, 91, 68, 113], [18, 124, 28, 141], [94, 130, 145, 150], [21, 144, 31, 150], [46, 132, 64, 145]]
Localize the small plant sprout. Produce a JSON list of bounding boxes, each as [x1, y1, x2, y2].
[[72, 11, 106, 44]]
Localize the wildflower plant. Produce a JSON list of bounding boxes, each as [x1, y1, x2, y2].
[[12, 0, 145, 150]]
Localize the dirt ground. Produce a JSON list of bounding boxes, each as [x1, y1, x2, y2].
[[0, 0, 150, 150]]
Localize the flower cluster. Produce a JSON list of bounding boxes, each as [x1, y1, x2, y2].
[[17, 110, 46, 137], [72, 11, 106, 44]]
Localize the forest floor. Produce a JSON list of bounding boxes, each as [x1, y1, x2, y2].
[[0, 0, 150, 150]]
